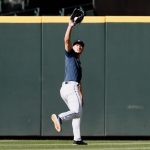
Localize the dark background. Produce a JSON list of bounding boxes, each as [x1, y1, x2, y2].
[[1, 0, 150, 16], [93, 0, 150, 16]]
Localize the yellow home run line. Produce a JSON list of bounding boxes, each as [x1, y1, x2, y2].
[[106, 16, 150, 23], [0, 16, 150, 23], [0, 16, 42, 23], [0, 16, 105, 23], [42, 16, 105, 23]]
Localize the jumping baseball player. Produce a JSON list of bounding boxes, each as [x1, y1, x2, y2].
[[51, 8, 87, 145]]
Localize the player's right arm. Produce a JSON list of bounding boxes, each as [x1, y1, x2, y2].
[[64, 20, 74, 52]]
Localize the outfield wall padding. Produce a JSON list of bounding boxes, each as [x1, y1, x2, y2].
[[0, 16, 150, 136]]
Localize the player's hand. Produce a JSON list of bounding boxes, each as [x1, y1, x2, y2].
[[68, 20, 75, 27], [70, 8, 84, 26]]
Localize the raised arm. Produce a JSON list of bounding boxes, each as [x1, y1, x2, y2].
[[64, 20, 75, 52]]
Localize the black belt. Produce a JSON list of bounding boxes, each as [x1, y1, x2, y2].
[[64, 81, 68, 84], [64, 81, 79, 86]]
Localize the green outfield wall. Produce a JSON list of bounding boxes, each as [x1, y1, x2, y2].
[[0, 16, 150, 136]]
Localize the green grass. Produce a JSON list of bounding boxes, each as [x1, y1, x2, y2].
[[0, 140, 150, 150]]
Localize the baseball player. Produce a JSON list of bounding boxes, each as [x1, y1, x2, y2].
[[51, 10, 87, 145]]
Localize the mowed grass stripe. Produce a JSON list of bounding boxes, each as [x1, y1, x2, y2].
[[1, 142, 150, 145], [0, 140, 150, 150], [1, 140, 150, 144], [1, 147, 150, 150], [0, 147, 149, 150]]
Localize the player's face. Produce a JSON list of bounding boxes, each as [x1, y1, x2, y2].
[[73, 44, 84, 54]]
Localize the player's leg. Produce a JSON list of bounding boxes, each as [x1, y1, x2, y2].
[[51, 114, 62, 132], [72, 117, 81, 141], [51, 83, 78, 132], [50, 84, 66, 132], [71, 89, 82, 142], [51, 83, 81, 133], [58, 91, 81, 120], [58, 83, 81, 120]]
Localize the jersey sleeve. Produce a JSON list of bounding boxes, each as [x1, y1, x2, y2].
[[65, 49, 75, 57]]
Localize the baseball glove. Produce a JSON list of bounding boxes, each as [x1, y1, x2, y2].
[[70, 8, 84, 25]]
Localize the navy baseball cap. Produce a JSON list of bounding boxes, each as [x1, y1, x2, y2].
[[73, 40, 85, 47]]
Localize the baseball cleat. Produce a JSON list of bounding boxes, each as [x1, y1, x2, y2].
[[51, 114, 62, 132], [73, 140, 87, 145]]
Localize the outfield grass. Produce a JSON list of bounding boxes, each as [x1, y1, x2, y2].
[[0, 140, 150, 150]]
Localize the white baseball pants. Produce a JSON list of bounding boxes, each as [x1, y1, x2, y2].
[[59, 81, 82, 141]]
